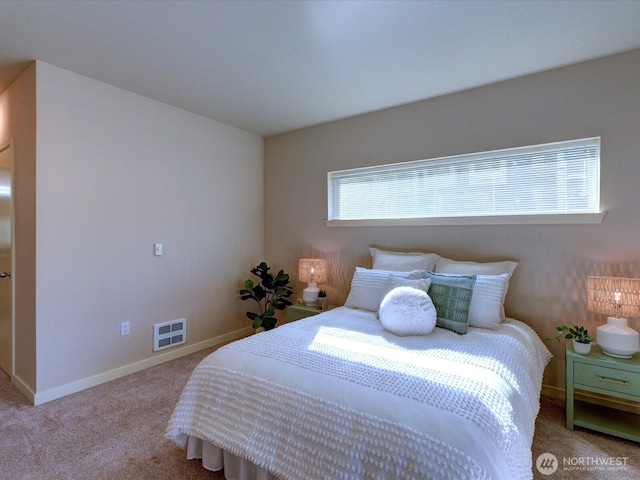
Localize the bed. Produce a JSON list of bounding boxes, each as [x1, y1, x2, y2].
[[166, 252, 552, 480]]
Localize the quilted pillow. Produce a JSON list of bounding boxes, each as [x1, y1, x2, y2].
[[344, 267, 422, 312], [370, 247, 440, 272], [378, 286, 437, 336], [421, 271, 476, 334]]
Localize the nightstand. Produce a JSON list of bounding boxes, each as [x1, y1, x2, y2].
[[287, 303, 335, 322], [565, 343, 640, 442]]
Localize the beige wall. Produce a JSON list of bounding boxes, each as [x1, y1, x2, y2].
[[264, 49, 640, 396], [2, 62, 264, 403]]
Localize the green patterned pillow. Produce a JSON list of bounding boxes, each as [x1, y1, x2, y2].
[[421, 271, 476, 334]]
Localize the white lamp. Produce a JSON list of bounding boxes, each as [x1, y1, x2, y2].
[[298, 259, 328, 306], [587, 276, 640, 359]]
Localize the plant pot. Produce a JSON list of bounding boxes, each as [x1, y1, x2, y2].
[[573, 340, 591, 355]]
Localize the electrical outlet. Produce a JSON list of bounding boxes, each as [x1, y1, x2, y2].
[[120, 321, 130, 336]]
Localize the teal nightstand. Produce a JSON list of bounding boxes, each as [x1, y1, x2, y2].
[[287, 303, 335, 323], [565, 343, 640, 442]]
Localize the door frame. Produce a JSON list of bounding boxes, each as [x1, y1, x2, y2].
[[0, 139, 15, 377]]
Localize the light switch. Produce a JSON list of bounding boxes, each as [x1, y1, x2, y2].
[[154, 243, 163, 256]]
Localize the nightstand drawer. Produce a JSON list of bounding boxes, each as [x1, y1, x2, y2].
[[574, 363, 640, 398]]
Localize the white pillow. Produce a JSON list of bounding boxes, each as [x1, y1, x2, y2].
[[344, 267, 422, 312], [370, 247, 440, 272], [379, 286, 437, 336], [434, 257, 518, 278]]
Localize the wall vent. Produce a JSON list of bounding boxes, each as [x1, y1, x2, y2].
[[153, 318, 187, 352]]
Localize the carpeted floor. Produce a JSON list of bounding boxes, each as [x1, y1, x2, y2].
[[1, 347, 638, 480], [0, 347, 223, 480], [531, 396, 639, 480]]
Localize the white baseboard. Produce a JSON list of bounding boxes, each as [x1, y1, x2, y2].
[[30, 327, 252, 406], [11, 373, 36, 404]]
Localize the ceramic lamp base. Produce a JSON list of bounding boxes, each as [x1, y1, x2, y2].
[[596, 317, 639, 359], [303, 283, 319, 306]]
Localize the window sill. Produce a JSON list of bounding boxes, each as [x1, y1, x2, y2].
[[325, 212, 606, 227]]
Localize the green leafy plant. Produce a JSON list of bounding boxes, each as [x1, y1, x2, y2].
[[318, 290, 327, 298], [548, 324, 593, 344], [239, 262, 293, 331]]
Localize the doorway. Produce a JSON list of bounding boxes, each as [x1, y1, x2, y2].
[[0, 141, 13, 376]]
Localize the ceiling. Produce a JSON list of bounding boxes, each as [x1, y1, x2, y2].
[[1, 1, 639, 137]]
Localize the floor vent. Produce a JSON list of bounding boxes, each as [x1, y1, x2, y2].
[[153, 318, 187, 352]]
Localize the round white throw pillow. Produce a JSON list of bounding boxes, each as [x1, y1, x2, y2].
[[378, 286, 437, 336]]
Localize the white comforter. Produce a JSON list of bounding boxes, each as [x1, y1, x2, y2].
[[166, 307, 551, 479]]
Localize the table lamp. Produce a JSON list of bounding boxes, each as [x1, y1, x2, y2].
[[587, 276, 640, 358], [298, 259, 328, 306]]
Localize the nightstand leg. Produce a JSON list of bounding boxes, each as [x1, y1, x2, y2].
[[565, 355, 574, 430]]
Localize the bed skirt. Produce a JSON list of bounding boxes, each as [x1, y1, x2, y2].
[[186, 435, 278, 480]]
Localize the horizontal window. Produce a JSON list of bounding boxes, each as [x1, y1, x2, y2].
[[327, 137, 603, 226]]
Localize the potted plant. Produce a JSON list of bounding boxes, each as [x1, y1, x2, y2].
[[548, 324, 593, 355], [317, 290, 328, 310], [239, 262, 293, 331]]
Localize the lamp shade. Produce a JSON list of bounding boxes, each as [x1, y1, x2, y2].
[[298, 259, 328, 284], [587, 276, 640, 359], [587, 276, 640, 318]]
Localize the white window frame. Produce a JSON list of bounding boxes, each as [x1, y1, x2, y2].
[[326, 137, 605, 227]]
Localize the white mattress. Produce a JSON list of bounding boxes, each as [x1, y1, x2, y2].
[[166, 307, 551, 479]]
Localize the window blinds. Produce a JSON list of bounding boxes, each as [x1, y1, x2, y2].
[[328, 137, 600, 221]]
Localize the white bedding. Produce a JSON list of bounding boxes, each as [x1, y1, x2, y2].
[[166, 307, 551, 479]]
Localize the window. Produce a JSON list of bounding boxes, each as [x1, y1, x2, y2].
[[327, 137, 604, 226]]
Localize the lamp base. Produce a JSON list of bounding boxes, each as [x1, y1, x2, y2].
[[303, 283, 319, 306], [596, 317, 639, 359], [600, 350, 635, 360]]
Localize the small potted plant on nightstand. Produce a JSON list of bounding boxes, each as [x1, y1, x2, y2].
[[317, 290, 328, 310], [239, 262, 293, 331], [548, 324, 593, 355]]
